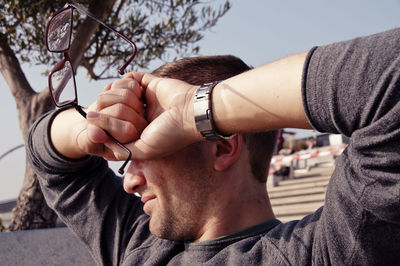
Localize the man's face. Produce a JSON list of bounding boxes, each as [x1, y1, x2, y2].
[[124, 143, 217, 241]]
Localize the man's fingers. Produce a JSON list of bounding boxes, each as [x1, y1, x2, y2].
[[125, 72, 159, 89], [96, 89, 145, 116], [110, 76, 143, 98], [76, 125, 115, 159], [103, 141, 134, 161], [103, 82, 112, 92], [86, 111, 146, 143], [99, 103, 146, 124]]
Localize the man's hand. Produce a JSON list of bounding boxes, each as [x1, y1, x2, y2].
[[103, 72, 204, 160], [82, 51, 310, 161], [50, 75, 147, 160]]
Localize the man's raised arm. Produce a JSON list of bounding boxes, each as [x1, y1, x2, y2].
[[107, 51, 311, 160]]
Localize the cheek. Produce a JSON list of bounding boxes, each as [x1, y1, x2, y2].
[[144, 156, 181, 182], [144, 165, 166, 187], [144, 146, 209, 198]]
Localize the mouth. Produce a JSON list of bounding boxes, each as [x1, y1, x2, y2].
[[141, 195, 156, 215], [141, 195, 156, 204]]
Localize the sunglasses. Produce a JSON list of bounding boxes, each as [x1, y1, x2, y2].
[[45, 2, 137, 174]]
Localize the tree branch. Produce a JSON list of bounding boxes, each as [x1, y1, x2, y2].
[[69, 0, 118, 71], [0, 33, 35, 102]]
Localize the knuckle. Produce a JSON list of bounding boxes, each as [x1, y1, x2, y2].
[[121, 122, 138, 142], [96, 93, 107, 109], [97, 112, 110, 125], [114, 103, 127, 117], [120, 89, 131, 100], [111, 79, 123, 89], [127, 123, 138, 137], [127, 79, 136, 90]]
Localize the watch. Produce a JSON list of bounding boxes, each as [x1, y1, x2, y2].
[[193, 81, 235, 140]]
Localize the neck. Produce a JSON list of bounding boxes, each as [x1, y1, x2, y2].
[[194, 180, 275, 242]]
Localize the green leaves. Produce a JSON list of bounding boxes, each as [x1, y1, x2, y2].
[[1, 0, 230, 79]]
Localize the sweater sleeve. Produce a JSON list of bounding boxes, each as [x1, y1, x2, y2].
[[27, 110, 152, 265], [301, 28, 400, 264]]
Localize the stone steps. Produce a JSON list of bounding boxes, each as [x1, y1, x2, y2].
[[269, 165, 333, 222], [273, 175, 330, 188], [270, 193, 326, 206]]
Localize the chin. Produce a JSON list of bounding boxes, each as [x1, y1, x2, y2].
[[149, 220, 193, 241], [150, 223, 176, 240], [148, 209, 199, 241]]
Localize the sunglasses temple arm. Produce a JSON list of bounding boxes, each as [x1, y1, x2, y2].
[[104, 131, 132, 174], [67, 2, 136, 75], [75, 105, 87, 118], [75, 105, 132, 174], [119, 49, 136, 75], [68, 2, 135, 47]]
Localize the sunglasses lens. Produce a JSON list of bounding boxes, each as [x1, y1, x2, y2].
[[49, 60, 76, 106], [47, 8, 73, 52]]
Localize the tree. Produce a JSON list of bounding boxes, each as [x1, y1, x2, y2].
[[0, 0, 230, 231]]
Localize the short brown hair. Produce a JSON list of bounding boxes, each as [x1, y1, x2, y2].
[[152, 55, 278, 182]]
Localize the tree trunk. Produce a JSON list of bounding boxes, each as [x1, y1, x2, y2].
[[6, 90, 56, 231], [0, 33, 56, 231]]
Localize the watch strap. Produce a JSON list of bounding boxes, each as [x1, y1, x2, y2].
[[193, 81, 235, 140]]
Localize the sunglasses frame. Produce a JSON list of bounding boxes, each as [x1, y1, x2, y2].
[[46, 2, 137, 174]]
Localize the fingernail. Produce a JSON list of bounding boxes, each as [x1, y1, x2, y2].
[[87, 112, 99, 119], [103, 82, 112, 91]]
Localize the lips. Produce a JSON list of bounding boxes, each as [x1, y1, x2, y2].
[[141, 195, 156, 215], [141, 195, 156, 204]]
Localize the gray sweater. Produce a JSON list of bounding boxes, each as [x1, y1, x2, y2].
[[28, 28, 400, 265]]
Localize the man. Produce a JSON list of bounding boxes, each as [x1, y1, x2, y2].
[[29, 55, 279, 264], [29, 28, 400, 264]]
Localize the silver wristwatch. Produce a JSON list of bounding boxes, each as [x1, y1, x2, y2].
[[193, 81, 235, 140]]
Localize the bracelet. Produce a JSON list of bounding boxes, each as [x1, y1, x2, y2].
[[193, 81, 235, 140]]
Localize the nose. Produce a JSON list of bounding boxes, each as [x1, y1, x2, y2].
[[123, 163, 146, 194], [123, 174, 146, 194]]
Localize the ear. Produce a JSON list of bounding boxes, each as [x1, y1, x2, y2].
[[212, 134, 243, 171]]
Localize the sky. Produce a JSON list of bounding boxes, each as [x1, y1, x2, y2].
[[1, 0, 400, 202]]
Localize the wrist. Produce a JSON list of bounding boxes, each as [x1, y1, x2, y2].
[[193, 81, 235, 141], [184, 85, 204, 142], [51, 108, 87, 159]]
